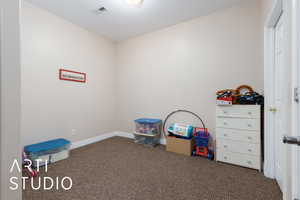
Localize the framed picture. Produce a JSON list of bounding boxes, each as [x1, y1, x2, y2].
[[59, 69, 86, 83]]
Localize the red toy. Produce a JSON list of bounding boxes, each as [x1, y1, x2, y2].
[[193, 128, 214, 160], [23, 152, 39, 178]]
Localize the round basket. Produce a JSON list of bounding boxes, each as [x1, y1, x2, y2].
[[162, 110, 206, 137]]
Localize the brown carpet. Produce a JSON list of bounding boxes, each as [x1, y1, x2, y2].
[[23, 137, 282, 200]]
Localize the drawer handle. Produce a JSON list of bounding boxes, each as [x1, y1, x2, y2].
[[224, 156, 228, 160], [223, 111, 228, 114], [248, 149, 252, 152], [247, 161, 252, 165], [224, 145, 228, 148], [248, 136, 253, 140], [248, 112, 252, 115], [224, 122, 228, 126], [224, 134, 228, 137], [247, 124, 252, 127]]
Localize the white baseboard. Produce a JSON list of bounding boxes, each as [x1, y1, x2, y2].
[[71, 132, 116, 149], [71, 131, 166, 150]]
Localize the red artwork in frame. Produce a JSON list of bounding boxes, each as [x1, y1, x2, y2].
[[59, 69, 86, 83]]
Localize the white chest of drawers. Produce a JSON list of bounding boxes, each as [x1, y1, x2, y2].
[[216, 105, 262, 170]]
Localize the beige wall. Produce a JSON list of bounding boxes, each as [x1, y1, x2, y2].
[[21, 2, 116, 146], [115, 0, 264, 138], [21, 0, 265, 145]]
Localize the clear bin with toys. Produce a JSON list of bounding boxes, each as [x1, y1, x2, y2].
[[134, 118, 162, 146]]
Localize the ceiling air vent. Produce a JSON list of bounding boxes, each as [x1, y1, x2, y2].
[[97, 7, 107, 13]]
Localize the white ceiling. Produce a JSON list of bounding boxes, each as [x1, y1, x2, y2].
[[24, 0, 245, 41]]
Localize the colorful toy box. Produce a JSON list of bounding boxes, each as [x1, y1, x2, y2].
[[167, 123, 193, 139]]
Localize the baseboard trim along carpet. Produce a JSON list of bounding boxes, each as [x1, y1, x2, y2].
[[71, 131, 166, 150], [71, 132, 116, 149]]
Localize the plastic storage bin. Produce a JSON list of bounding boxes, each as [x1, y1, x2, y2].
[[134, 118, 162, 135], [24, 138, 71, 168], [134, 118, 162, 146], [134, 135, 160, 146]]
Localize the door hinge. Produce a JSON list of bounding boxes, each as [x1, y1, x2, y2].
[[294, 87, 299, 103]]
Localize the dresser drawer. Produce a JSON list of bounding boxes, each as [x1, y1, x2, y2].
[[217, 139, 260, 156], [216, 117, 260, 131], [216, 105, 260, 118], [217, 151, 260, 170], [216, 128, 260, 143]]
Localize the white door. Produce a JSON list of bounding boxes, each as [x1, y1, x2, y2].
[[266, 1, 299, 199], [273, 14, 285, 191], [292, 15, 300, 198]]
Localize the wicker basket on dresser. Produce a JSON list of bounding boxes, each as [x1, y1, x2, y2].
[[216, 105, 262, 171]]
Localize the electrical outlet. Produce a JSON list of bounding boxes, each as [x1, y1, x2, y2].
[[71, 129, 76, 136]]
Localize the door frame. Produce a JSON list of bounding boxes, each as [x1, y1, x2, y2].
[[265, 0, 298, 199], [291, 0, 300, 198], [0, 0, 22, 199]]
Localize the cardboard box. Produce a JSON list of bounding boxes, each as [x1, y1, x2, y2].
[[166, 136, 195, 156]]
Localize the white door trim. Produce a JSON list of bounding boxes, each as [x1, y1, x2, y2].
[[291, 0, 300, 198], [264, 0, 283, 179], [0, 0, 22, 199]]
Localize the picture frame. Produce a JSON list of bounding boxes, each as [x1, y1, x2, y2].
[[59, 69, 86, 83]]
